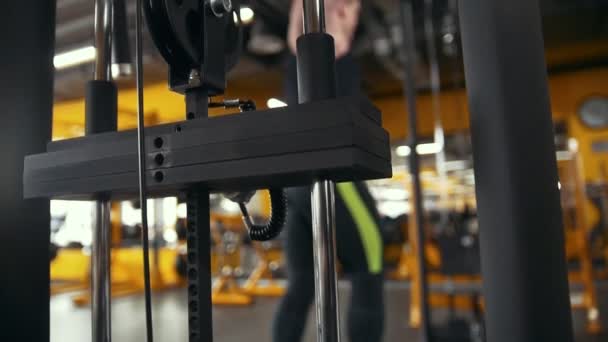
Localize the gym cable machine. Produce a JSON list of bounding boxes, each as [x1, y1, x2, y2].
[[23, 0, 392, 342], [12, 0, 576, 342]]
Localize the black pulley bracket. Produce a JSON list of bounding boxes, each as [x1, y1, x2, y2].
[[144, 0, 241, 93]]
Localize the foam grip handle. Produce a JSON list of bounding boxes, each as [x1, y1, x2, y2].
[[296, 33, 337, 104], [85, 80, 118, 135]]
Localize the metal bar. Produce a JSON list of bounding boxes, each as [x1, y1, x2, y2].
[[422, 0, 448, 207], [135, 0, 154, 339], [457, 1, 574, 341], [186, 91, 214, 342], [311, 180, 341, 342], [94, 0, 113, 80], [91, 1, 114, 341], [91, 200, 112, 342], [154, 199, 164, 270], [399, 1, 431, 341], [302, 0, 325, 33], [300, 1, 340, 341]]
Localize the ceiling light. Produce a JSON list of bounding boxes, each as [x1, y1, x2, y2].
[[396, 145, 411, 157], [240, 6, 255, 24], [568, 138, 579, 152], [416, 142, 443, 155], [267, 98, 288, 108], [396, 142, 443, 157], [163, 229, 178, 244], [234, 6, 255, 25], [54, 46, 96, 70]]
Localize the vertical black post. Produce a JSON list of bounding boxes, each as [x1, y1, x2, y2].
[[399, 1, 431, 341], [0, 1, 55, 341], [186, 89, 213, 342], [458, 1, 574, 341]]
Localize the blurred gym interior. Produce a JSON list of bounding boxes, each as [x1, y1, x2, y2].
[[2, 0, 608, 341]]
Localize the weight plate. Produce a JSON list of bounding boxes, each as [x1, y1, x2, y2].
[[164, 0, 203, 65], [144, 0, 197, 67]]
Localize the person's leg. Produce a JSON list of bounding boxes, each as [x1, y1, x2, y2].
[[273, 187, 315, 342], [348, 272, 385, 342], [272, 270, 314, 341], [335, 182, 385, 342]]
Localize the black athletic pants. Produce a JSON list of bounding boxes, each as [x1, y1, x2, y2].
[[273, 55, 385, 342], [272, 183, 385, 342]]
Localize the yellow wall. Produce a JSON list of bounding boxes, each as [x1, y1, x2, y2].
[[53, 68, 608, 142], [53, 75, 280, 139], [378, 68, 608, 140]]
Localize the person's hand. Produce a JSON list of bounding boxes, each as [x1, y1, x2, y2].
[[287, 0, 361, 59]]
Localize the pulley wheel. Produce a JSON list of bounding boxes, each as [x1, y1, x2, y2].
[[144, 0, 241, 72]]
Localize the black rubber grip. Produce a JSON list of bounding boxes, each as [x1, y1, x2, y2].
[[85, 80, 118, 135], [296, 33, 337, 104]]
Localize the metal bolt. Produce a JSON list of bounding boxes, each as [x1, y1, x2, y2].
[[210, 0, 232, 17], [188, 69, 201, 87]]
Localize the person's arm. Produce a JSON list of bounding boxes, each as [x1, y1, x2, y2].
[[287, 0, 304, 55], [287, 0, 361, 59]]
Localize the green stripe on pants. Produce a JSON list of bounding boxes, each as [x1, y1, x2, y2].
[[336, 182, 383, 274]]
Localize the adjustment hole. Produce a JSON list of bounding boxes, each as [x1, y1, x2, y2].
[[189, 285, 198, 297], [154, 137, 164, 149], [176, 0, 183, 6], [189, 317, 198, 328], [155, 153, 165, 166], [188, 268, 198, 279], [154, 171, 164, 183], [175, 125, 182, 132], [187, 112, 195, 120], [187, 252, 196, 263], [189, 301, 198, 313]]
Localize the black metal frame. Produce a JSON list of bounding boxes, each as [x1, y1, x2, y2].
[[0, 1, 56, 341], [458, 0, 574, 341]]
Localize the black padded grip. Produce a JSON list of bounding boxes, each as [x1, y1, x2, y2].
[[296, 33, 337, 104], [85, 80, 118, 135]]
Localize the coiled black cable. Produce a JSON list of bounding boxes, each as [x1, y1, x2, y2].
[[238, 189, 287, 241]]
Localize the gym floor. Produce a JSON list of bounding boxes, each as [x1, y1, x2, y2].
[[51, 281, 608, 342]]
